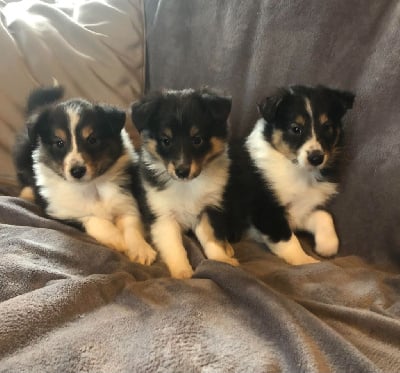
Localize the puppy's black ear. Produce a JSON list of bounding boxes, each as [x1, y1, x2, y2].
[[319, 86, 355, 119], [130, 94, 161, 132], [257, 89, 287, 123], [200, 90, 232, 123], [26, 86, 64, 115], [332, 89, 355, 111], [96, 105, 126, 134], [26, 111, 49, 143]]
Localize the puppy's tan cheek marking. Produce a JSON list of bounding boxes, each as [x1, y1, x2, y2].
[[271, 130, 295, 159], [319, 113, 328, 125], [54, 129, 67, 142], [189, 161, 201, 178], [190, 126, 199, 137], [203, 137, 226, 165], [167, 162, 175, 176], [81, 126, 94, 141], [163, 128, 173, 138], [295, 115, 306, 126]]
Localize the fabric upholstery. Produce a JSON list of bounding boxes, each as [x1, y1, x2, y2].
[[0, 0, 145, 184]]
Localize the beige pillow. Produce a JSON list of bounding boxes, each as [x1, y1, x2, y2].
[[0, 0, 145, 186]]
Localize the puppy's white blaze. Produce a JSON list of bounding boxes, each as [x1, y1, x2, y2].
[[246, 120, 337, 228], [304, 97, 313, 126], [64, 106, 87, 181], [262, 233, 319, 265], [299, 97, 326, 167]]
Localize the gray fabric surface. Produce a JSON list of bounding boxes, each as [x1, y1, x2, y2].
[[145, 0, 400, 268], [1, 196, 400, 372]]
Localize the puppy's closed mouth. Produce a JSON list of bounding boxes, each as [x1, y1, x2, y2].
[[169, 164, 202, 181]]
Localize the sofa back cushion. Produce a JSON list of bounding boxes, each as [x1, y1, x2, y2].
[[0, 0, 145, 188], [144, 0, 400, 267]]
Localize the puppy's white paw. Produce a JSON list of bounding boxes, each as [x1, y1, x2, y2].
[[265, 234, 319, 266], [19, 186, 35, 201], [126, 241, 157, 265], [315, 231, 339, 257], [219, 256, 240, 267], [169, 264, 194, 279], [290, 254, 320, 265], [225, 242, 235, 258]]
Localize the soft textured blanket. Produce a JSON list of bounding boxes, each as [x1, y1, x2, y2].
[[1, 196, 400, 372]]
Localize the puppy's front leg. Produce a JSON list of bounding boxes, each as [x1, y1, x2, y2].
[[262, 233, 319, 265], [302, 209, 339, 257], [253, 205, 318, 265], [151, 217, 193, 279], [194, 213, 239, 267], [116, 215, 157, 265], [83, 216, 126, 252]]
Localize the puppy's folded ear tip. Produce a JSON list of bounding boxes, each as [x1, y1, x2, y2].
[[341, 90, 356, 109], [130, 95, 161, 132]]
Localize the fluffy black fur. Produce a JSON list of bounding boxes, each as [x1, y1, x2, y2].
[[223, 85, 355, 263], [131, 88, 237, 278], [13, 86, 157, 265]]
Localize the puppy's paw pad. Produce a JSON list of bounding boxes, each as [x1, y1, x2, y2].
[[315, 233, 339, 257]]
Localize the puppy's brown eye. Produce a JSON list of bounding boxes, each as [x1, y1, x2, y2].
[[192, 136, 203, 146], [161, 136, 171, 147], [53, 138, 65, 149], [290, 124, 302, 135], [87, 134, 98, 145]]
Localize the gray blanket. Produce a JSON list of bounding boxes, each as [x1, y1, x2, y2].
[[1, 196, 400, 372]]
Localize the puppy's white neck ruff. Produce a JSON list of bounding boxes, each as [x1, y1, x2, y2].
[[144, 150, 230, 230]]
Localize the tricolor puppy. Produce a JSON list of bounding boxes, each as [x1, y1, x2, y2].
[[225, 85, 355, 265], [131, 88, 238, 279], [13, 86, 156, 265]]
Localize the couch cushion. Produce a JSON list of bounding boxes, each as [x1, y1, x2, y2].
[[0, 0, 145, 187]]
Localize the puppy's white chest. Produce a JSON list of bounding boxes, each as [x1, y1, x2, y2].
[[42, 180, 124, 220], [147, 172, 226, 230], [283, 178, 337, 226]]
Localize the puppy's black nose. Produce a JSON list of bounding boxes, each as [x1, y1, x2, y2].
[[70, 166, 86, 179], [175, 165, 190, 179], [307, 150, 324, 166]]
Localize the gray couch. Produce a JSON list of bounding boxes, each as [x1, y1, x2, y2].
[[0, 1, 399, 372]]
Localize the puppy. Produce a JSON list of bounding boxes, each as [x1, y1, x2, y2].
[[13, 86, 156, 265], [131, 88, 238, 278], [225, 85, 355, 265]]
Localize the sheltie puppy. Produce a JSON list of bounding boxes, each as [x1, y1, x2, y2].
[[225, 85, 355, 265], [131, 88, 238, 278], [13, 86, 156, 265]]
